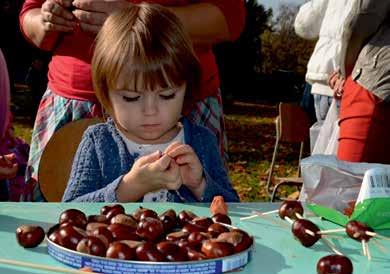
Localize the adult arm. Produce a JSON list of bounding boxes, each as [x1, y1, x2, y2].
[[167, 0, 246, 45], [344, 0, 390, 68], [71, 0, 245, 46], [19, 0, 76, 50], [294, 0, 329, 40]]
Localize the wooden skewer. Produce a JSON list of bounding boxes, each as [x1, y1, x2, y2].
[[0, 258, 96, 274], [362, 240, 371, 260], [239, 209, 278, 220], [367, 232, 390, 241], [317, 228, 346, 235], [240, 211, 289, 228], [240, 214, 258, 221], [284, 216, 294, 225], [295, 213, 303, 219], [215, 222, 239, 230], [362, 240, 367, 257], [321, 237, 343, 256], [260, 209, 279, 215]]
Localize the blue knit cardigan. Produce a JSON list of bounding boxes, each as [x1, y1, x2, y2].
[[62, 118, 239, 203]]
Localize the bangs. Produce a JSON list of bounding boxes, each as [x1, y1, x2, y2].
[[109, 52, 187, 92]]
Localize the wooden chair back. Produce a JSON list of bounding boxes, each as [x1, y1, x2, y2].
[[38, 118, 104, 202], [278, 102, 311, 143]]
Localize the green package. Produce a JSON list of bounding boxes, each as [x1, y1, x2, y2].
[[307, 167, 390, 230]]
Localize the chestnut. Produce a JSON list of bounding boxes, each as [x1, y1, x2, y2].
[[76, 236, 107, 257], [182, 223, 206, 234], [106, 242, 135, 260], [87, 214, 108, 224], [120, 240, 143, 249], [188, 232, 211, 248], [279, 200, 304, 221], [136, 242, 165, 262], [160, 215, 177, 233], [187, 247, 208, 261], [136, 217, 164, 242], [105, 206, 126, 221], [346, 220, 374, 242], [86, 222, 107, 234], [210, 195, 228, 216], [201, 240, 234, 258], [48, 230, 63, 246], [108, 224, 140, 241], [208, 223, 229, 238], [16, 225, 45, 248], [212, 213, 232, 225], [100, 204, 125, 216], [156, 241, 187, 261], [59, 209, 87, 229], [58, 225, 86, 250], [133, 207, 158, 221], [159, 209, 177, 220], [90, 226, 114, 245], [178, 210, 197, 227], [317, 254, 353, 274], [110, 214, 137, 229], [191, 217, 214, 229], [291, 219, 321, 247], [217, 230, 253, 253], [166, 231, 189, 242]]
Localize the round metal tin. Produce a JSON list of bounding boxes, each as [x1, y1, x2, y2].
[[46, 226, 254, 274]]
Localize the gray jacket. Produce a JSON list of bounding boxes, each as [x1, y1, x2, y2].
[[346, 1, 390, 102]]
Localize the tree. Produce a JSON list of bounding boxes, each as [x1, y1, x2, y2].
[[213, 0, 272, 100], [261, 4, 315, 76]]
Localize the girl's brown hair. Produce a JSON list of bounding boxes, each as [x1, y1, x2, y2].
[[92, 3, 201, 113]]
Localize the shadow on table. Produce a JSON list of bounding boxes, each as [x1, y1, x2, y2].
[[248, 241, 290, 274], [29, 245, 48, 255], [0, 215, 53, 233]]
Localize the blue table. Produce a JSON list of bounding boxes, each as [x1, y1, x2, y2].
[[0, 202, 389, 274]]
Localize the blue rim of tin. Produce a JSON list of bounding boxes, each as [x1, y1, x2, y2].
[[46, 225, 254, 274]]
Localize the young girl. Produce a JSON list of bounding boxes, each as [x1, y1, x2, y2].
[[62, 4, 239, 203]]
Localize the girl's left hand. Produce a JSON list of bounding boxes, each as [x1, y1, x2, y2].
[[71, 0, 131, 34], [0, 154, 18, 180], [165, 142, 205, 198]]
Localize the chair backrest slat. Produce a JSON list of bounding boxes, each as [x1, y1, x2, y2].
[[278, 103, 311, 143]]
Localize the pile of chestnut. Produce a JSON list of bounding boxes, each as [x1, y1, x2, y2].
[[16, 205, 253, 262]]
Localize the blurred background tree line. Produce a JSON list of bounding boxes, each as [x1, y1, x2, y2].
[[1, 0, 315, 107]]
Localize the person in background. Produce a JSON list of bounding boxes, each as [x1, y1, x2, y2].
[[294, 0, 357, 123], [0, 49, 29, 201], [62, 4, 239, 203], [19, 0, 245, 201], [337, 0, 390, 164]]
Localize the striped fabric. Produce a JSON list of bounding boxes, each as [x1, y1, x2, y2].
[[24, 89, 227, 201], [23, 89, 103, 201]]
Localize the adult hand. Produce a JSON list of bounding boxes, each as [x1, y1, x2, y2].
[[72, 0, 131, 34], [40, 0, 77, 32], [0, 154, 18, 180], [328, 70, 345, 100], [165, 142, 205, 196]]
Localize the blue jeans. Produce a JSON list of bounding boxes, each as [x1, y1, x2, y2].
[[313, 94, 333, 123]]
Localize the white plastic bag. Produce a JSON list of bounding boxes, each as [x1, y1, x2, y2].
[[299, 155, 390, 212], [312, 99, 339, 155]]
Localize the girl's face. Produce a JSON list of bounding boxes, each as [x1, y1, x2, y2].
[[108, 81, 186, 144]]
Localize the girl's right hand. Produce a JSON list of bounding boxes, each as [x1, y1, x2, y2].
[[0, 154, 18, 180], [40, 0, 77, 32], [123, 151, 182, 194]]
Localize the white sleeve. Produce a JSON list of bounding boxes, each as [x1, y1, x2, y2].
[[294, 0, 329, 40]]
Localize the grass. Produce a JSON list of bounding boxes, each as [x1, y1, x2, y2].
[[12, 99, 304, 202]]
